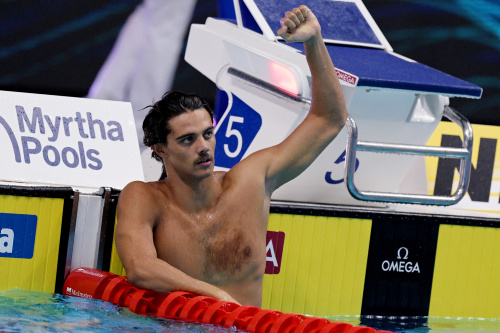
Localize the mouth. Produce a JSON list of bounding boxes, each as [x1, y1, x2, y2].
[[196, 156, 212, 166]]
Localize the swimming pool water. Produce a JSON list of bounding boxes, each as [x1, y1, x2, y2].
[[0, 289, 242, 332], [1, 289, 499, 332], [326, 315, 500, 333]]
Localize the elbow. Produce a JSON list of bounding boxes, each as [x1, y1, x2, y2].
[[124, 266, 144, 288], [123, 260, 152, 290], [325, 103, 348, 129], [339, 105, 348, 125], [339, 109, 348, 128], [331, 107, 348, 133], [124, 266, 141, 286], [123, 258, 173, 294], [336, 107, 349, 134]]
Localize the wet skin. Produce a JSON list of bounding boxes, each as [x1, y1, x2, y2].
[[152, 109, 271, 305], [117, 109, 272, 306], [147, 168, 270, 306]]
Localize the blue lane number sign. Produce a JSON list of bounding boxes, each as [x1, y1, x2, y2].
[[215, 95, 262, 169]]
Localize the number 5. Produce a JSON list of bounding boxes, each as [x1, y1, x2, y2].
[[224, 116, 244, 158]]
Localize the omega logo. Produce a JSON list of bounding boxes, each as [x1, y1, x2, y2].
[[397, 247, 409, 260], [381, 246, 420, 273]]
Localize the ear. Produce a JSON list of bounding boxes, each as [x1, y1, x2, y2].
[[152, 143, 168, 158]]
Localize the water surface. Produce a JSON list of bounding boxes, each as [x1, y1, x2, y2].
[[1, 289, 499, 332]]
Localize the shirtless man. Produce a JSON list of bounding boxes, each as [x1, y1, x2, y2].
[[115, 5, 348, 307]]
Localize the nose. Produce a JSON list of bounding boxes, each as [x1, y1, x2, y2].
[[196, 137, 209, 155]]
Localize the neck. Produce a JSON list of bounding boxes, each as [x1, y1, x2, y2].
[[164, 172, 220, 213]]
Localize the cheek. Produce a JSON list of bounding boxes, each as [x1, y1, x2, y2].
[[171, 150, 188, 160], [174, 147, 196, 162]]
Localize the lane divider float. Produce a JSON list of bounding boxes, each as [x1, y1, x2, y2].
[[63, 268, 393, 333]]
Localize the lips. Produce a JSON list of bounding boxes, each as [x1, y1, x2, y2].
[[196, 156, 212, 165]]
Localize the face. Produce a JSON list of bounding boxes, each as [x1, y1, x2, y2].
[[155, 108, 215, 181]]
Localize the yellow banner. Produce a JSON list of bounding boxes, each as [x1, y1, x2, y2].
[[0, 195, 64, 292]]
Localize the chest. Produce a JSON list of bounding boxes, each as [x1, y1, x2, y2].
[[154, 197, 268, 282]]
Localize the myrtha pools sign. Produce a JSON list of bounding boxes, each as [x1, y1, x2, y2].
[[0, 91, 144, 189]]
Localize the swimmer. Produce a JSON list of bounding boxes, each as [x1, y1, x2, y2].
[[115, 5, 348, 307]]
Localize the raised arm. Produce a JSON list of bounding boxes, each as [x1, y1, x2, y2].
[[115, 181, 239, 303], [262, 5, 348, 193]]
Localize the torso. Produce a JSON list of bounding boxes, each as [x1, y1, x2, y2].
[[148, 170, 270, 306]]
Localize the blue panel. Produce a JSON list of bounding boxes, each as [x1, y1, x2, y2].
[[218, 0, 237, 20], [286, 42, 482, 98], [253, 0, 381, 45], [0, 213, 37, 259], [240, 0, 263, 34], [215, 94, 262, 169]]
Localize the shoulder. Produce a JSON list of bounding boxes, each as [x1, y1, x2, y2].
[[121, 180, 167, 198], [118, 181, 170, 213], [117, 181, 170, 230]]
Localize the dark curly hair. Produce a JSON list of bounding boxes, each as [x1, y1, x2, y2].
[[142, 90, 214, 162]]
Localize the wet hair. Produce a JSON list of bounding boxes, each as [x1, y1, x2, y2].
[[142, 90, 214, 162]]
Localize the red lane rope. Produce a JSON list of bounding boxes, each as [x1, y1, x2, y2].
[[63, 268, 393, 333]]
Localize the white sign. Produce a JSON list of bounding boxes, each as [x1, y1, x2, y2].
[[0, 90, 144, 189]]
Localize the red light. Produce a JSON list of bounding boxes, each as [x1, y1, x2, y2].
[[269, 62, 299, 95]]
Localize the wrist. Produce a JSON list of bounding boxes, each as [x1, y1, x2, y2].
[[303, 32, 323, 49]]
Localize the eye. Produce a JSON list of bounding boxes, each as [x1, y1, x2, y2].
[[203, 129, 213, 139], [179, 136, 193, 145]]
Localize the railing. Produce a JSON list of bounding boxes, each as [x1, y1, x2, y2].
[[344, 106, 473, 205]]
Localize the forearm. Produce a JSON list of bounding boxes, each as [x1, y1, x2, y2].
[[304, 31, 348, 128], [125, 256, 237, 303], [265, 6, 350, 189]]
